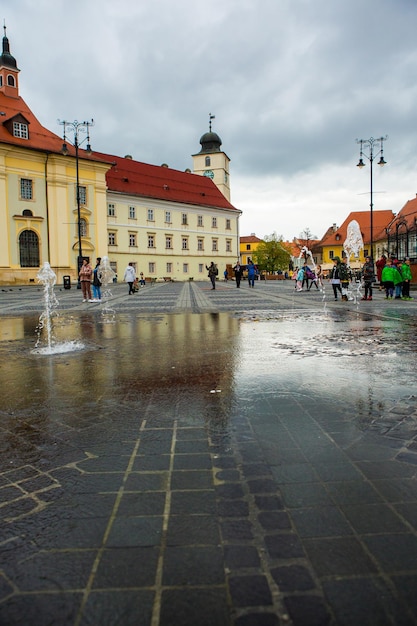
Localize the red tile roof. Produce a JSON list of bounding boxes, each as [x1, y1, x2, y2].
[[0, 91, 109, 164], [94, 152, 239, 211], [240, 235, 263, 243], [384, 196, 417, 236], [320, 210, 394, 246]]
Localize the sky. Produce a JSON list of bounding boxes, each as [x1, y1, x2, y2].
[[4, 0, 417, 241]]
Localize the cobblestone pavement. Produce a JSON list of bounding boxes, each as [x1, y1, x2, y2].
[[0, 280, 417, 625]]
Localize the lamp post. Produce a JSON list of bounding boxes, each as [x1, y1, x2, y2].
[[58, 119, 94, 288], [356, 136, 387, 261]]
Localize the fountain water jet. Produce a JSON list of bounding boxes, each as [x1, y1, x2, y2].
[[343, 220, 364, 303], [33, 262, 84, 355], [99, 256, 116, 322]]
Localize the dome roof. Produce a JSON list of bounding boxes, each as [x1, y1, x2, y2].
[[199, 131, 222, 154], [0, 30, 18, 70]]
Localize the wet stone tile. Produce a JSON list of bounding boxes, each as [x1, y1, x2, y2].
[[279, 483, 334, 508], [159, 588, 230, 626], [257, 510, 292, 531], [215, 483, 245, 499], [0, 573, 15, 600], [80, 590, 154, 626], [241, 463, 272, 478], [264, 533, 305, 559], [303, 537, 378, 577], [132, 454, 171, 471], [391, 574, 417, 619], [117, 492, 166, 516], [271, 564, 316, 592], [224, 545, 261, 569], [124, 472, 168, 492], [235, 614, 281, 626], [93, 547, 159, 588], [0, 484, 25, 502], [394, 502, 417, 529], [374, 478, 417, 502], [324, 480, 382, 505], [173, 454, 212, 470], [228, 574, 273, 607], [290, 506, 353, 538], [0, 592, 82, 626], [107, 516, 163, 548], [170, 490, 217, 515], [363, 533, 417, 571], [170, 470, 213, 490], [342, 503, 409, 534], [312, 462, 362, 482], [214, 469, 241, 481], [175, 439, 210, 453], [271, 463, 319, 484], [211, 455, 237, 469], [162, 546, 224, 585], [254, 495, 284, 511], [217, 499, 249, 518], [34, 516, 109, 549], [247, 478, 278, 494], [284, 594, 331, 626], [166, 514, 220, 546], [220, 519, 254, 541]]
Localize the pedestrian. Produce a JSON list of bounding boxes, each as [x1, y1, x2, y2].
[[139, 272, 145, 286], [393, 260, 403, 299], [400, 258, 413, 300], [223, 268, 228, 281], [247, 260, 256, 287], [123, 262, 136, 295], [339, 259, 351, 301], [361, 256, 375, 300], [79, 257, 92, 302], [296, 266, 304, 291], [376, 254, 386, 290], [329, 257, 342, 300], [233, 262, 243, 288], [306, 266, 319, 290], [206, 261, 218, 289], [381, 257, 401, 299], [91, 257, 102, 302]]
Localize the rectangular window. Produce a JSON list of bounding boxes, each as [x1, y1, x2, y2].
[[226, 219, 231, 230], [110, 261, 117, 275], [13, 122, 28, 139], [183, 263, 189, 274], [165, 211, 171, 223], [148, 234, 155, 248], [199, 264, 204, 273], [329, 251, 334, 259], [212, 217, 217, 228], [212, 239, 218, 252], [129, 233, 137, 247], [246, 244, 251, 251], [149, 262, 155, 274], [108, 203, 115, 217], [197, 238, 204, 251], [129, 206, 136, 219], [20, 178, 33, 200], [182, 213, 188, 225], [166, 262, 172, 273], [108, 232, 116, 246], [78, 185, 87, 206], [182, 237, 188, 250], [226, 239, 232, 252], [197, 215, 203, 227], [147, 208, 154, 221], [166, 236, 172, 249]]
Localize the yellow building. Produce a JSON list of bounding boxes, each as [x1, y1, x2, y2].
[[0, 30, 241, 285], [240, 234, 263, 266]]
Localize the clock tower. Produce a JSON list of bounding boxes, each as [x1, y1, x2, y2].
[[192, 115, 231, 201]]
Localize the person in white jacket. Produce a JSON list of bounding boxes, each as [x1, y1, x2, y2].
[[123, 262, 136, 295]]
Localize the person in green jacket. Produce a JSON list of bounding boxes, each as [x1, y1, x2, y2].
[[399, 258, 413, 300], [381, 258, 403, 299]]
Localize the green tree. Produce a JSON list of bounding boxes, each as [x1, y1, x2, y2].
[[252, 233, 291, 273]]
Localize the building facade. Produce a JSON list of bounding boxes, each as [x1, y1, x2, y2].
[[0, 30, 241, 285]]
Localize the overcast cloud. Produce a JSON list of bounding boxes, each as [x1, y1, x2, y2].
[[4, 0, 417, 240]]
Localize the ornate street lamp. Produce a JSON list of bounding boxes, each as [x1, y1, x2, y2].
[[58, 119, 94, 288], [356, 136, 388, 261]]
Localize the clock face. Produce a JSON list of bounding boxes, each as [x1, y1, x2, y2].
[[203, 170, 214, 179]]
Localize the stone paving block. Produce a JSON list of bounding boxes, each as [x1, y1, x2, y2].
[[166, 514, 220, 546], [159, 587, 230, 626], [290, 506, 353, 538], [162, 546, 224, 585], [170, 490, 217, 515], [228, 574, 273, 607], [93, 547, 159, 588], [271, 564, 316, 592], [283, 594, 331, 626], [363, 533, 417, 571], [303, 536, 378, 577], [80, 590, 154, 626]]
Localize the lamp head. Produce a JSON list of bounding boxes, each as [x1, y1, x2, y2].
[[61, 142, 69, 156], [356, 158, 365, 168], [378, 156, 386, 166]]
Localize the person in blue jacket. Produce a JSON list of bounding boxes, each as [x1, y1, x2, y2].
[[247, 260, 256, 288]]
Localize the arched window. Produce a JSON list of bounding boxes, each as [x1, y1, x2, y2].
[[7, 74, 15, 87], [205, 156, 211, 166], [19, 230, 39, 267], [0, 76, 2, 87], [22, 209, 33, 217], [80, 218, 88, 237]]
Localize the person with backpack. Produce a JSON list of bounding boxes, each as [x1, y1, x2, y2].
[[361, 256, 375, 300], [206, 262, 218, 290]]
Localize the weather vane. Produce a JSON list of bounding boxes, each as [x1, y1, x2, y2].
[[209, 113, 215, 132]]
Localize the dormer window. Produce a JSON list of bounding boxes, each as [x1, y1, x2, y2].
[[13, 122, 28, 139]]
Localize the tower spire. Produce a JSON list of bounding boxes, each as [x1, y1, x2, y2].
[[209, 113, 215, 132]]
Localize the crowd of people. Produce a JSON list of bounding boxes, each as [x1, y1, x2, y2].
[[77, 255, 413, 302]]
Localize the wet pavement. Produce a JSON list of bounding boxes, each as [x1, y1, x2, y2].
[[0, 279, 417, 625]]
